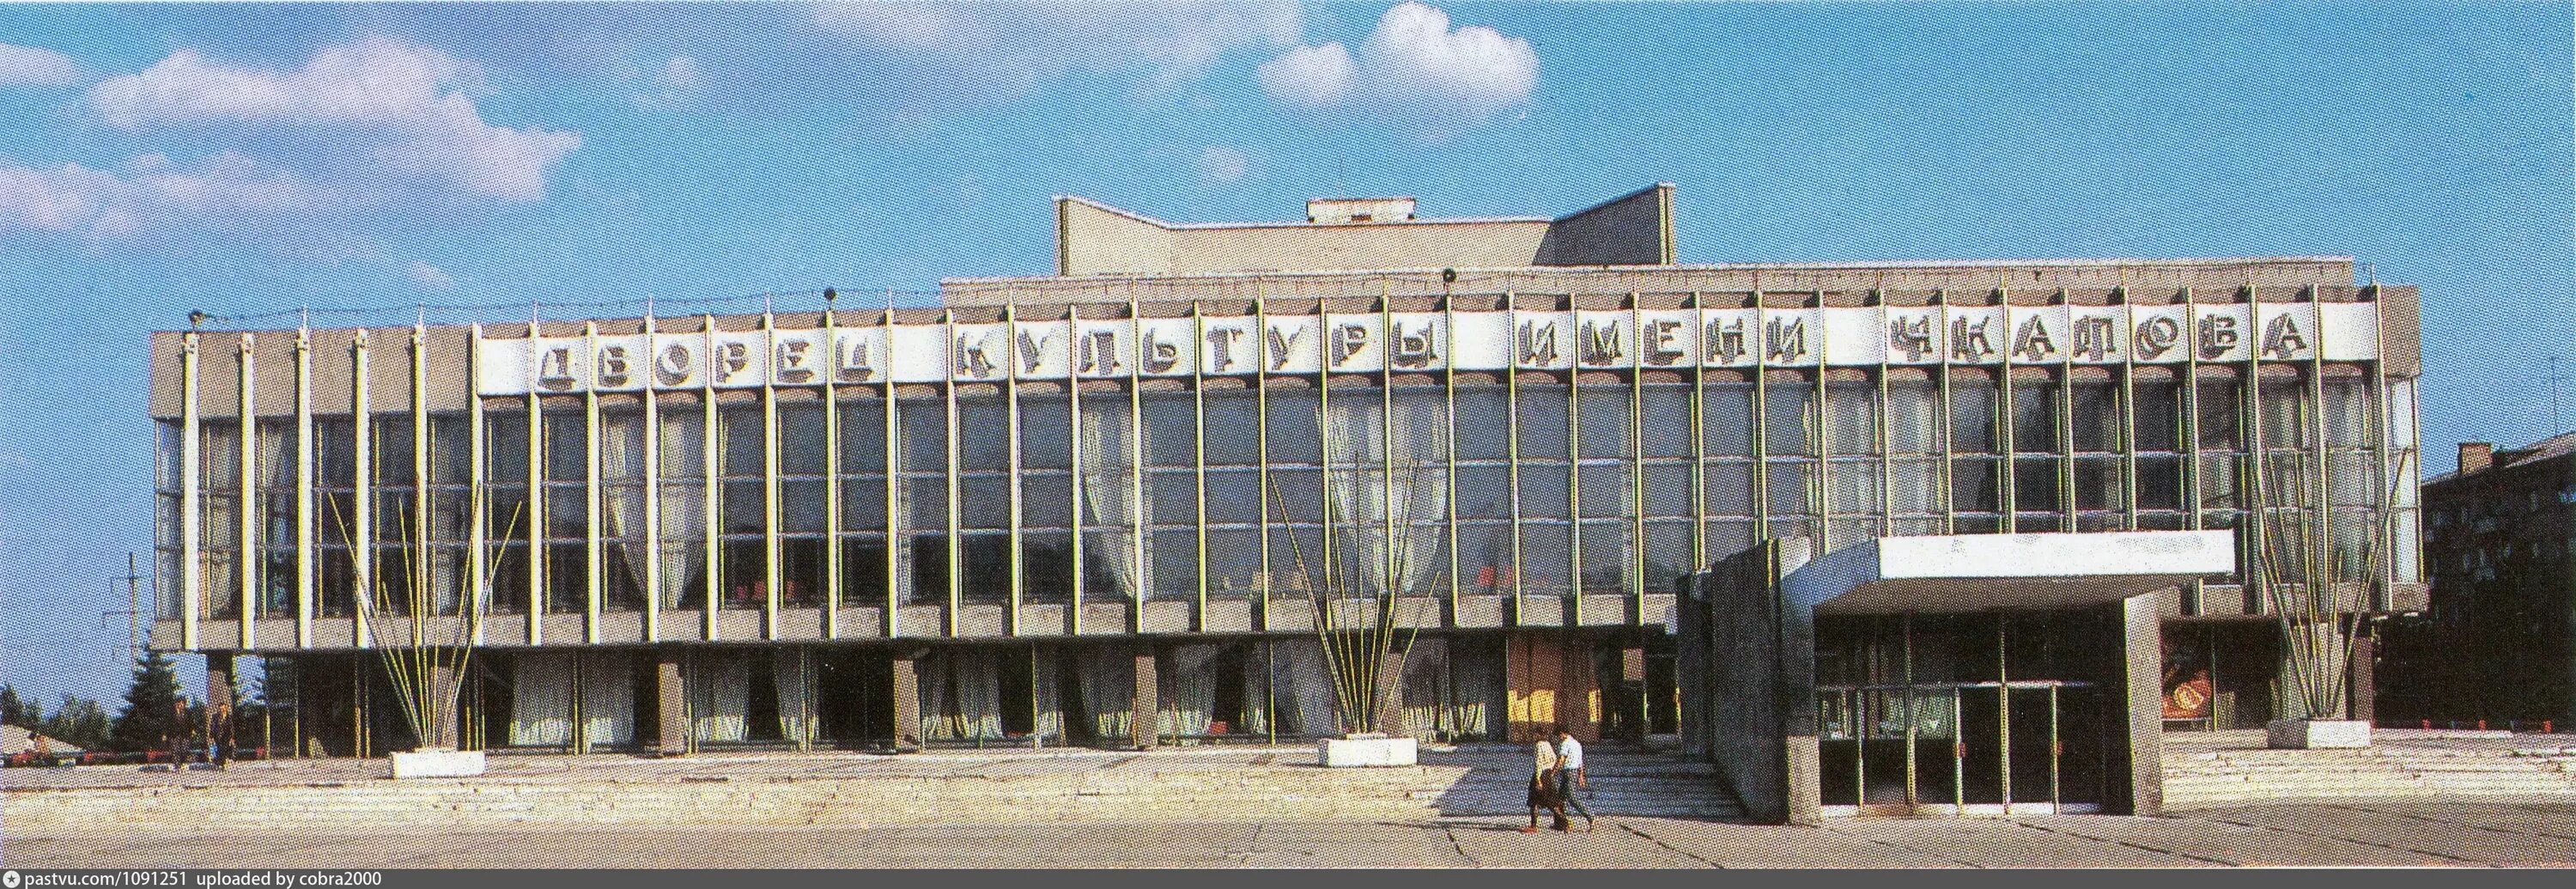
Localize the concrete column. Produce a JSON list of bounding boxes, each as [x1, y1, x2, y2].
[[1130, 647, 1159, 750], [206, 653, 236, 765], [2348, 632, 2375, 724], [2115, 597, 2166, 817], [1373, 649, 1406, 737], [653, 650, 685, 757], [1619, 646, 1649, 744], [892, 653, 921, 752]]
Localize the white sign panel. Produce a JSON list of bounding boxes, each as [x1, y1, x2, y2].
[[473, 303, 2389, 395]]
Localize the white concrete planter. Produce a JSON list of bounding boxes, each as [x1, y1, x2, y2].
[[1317, 734, 1418, 768], [387, 747, 487, 779], [2267, 719, 2372, 749]]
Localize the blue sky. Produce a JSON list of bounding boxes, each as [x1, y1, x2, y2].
[[1, 2, 2567, 704]]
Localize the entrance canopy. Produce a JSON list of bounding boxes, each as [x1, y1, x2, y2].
[[1783, 531, 2235, 616]]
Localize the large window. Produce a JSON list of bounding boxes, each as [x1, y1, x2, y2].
[[2069, 374, 2125, 531], [1886, 373, 1943, 538], [896, 398, 947, 606], [1638, 382, 1694, 594], [718, 404, 766, 609], [1703, 379, 1759, 561], [835, 393, 890, 607], [319, 416, 364, 616], [1947, 371, 2003, 534], [2132, 373, 2186, 530], [199, 419, 241, 618], [1822, 376, 1880, 551], [1200, 390, 1261, 598], [1455, 387, 1512, 594], [2010, 372, 2063, 531], [1575, 384, 1631, 594], [957, 395, 1012, 606], [775, 401, 828, 607], [423, 416, 469, 615], [1514, 383, 1571, 596], [252, 417, 298, 616], [540, 410, 586, 613], [154, 421, 184, 620], [659, 400, 708, 610], [597, 409, 647, 611], [1763, 374, 1819, 553], [1262, 387, 1323, 599], [1017, 393, 1073, 603]]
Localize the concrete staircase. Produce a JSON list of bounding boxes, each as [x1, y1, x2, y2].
[[2163, 738, 2576, 810], [2, 746, 1741, 834]]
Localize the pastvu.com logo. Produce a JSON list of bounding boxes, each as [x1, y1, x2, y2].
[[6, 868, 21, 887]]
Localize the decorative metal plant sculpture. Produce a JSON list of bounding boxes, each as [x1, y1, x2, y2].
[[2246, 442, 2414, 722], [326, 435, 523, 752], [1266, 455, 1444, 737]]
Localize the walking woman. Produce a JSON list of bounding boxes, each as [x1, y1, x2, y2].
[[1521, 737, 1569, 833]]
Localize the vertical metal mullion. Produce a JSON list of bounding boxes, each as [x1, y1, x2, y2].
[[641, 317, 663, 642], [1504, 295, 1525, 621], [526, 332, 545, 646], [1563, 314, 1581, 615], [2117, 289, 2141, 532], [1628, 299, 1648, 618], [1443, 295, 1461, 618], [354, 330, 375, 649], [179, 332, 201, 650], [2304, 289, 2330, 619], [2365, 284, 2397, 601], [2057, 292, 2077, 533], [819, 308, 837, 639], [943, 309, 962, 637], [1751, 289, 1772, 543], [1252, 293, 1270, 630], [1873, 299, 1893, 540], [699, 316, 720, 642], [1687, 293, 1708, 571], [585, 322, 605, 643], [298, 326, 317, 648], [1380, 295, 1399, 622], [765, 314, 785, 640], [1005, 304, 1024, 636], [410, 325, 430, 648], [1997, 286, 2017, 534], [462, 326, 481, 648], [1192, 305, 1209, 630], [881, 309, 901, 637], [1068, 308, 1086, 636], [1815, 295, 1832, 555], [1935, 293, 1956, 534], [236, 335, 256, 644], [1124, 304, 1145, 634]]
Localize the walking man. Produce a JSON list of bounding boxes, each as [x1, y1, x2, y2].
[[1520, 736, 1566, 833], [1553, 725, 1595, 832]]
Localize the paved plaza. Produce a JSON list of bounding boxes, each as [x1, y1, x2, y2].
[[8, 800, 2575, 868]]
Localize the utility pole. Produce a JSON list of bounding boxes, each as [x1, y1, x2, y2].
[[101, 552, 146, 664]]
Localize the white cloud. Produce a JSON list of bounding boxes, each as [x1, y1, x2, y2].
[[1258, 43, 1354, 109], [408, 261, 454, 289], [1261, 3, 1537, 131], [0, 152, 338, 239], [1195, 145, 1249, 184], [658, 56, 704, 93], [818, 1, 1303, 94], [88, 37, 580, 201], [0, 43, 78, 87]]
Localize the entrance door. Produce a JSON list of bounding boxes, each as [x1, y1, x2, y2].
[[1814, 612, 2108, 816]]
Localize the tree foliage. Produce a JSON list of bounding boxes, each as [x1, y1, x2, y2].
[[107, 651, 187, 752]]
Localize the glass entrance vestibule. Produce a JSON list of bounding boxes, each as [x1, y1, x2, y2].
[[1814, 612, 2119, 815]]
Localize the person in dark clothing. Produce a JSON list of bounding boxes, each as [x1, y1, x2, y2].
[[1520, 738, 1569, 832]]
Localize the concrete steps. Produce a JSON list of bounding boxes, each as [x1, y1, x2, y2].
[[3, 752, 1742, 834], [2161, 742, 2576, 809]]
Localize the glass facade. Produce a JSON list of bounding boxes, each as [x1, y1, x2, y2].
[[152, 295, 2423, 642]]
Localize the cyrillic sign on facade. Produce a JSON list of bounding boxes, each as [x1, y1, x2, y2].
[[476, 303, 2380, 396]]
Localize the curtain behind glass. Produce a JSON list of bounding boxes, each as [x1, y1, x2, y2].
[[509, 652, 574, 746], [1159, 643, 1221, 737], [1078, 399, 1141, 600], [1076, 648, 1133, 741], [1268, 638, 1339, 736], [658, 412, 707, 608], [688, 651, 749, 744], [580, 651, 635, 748], [772, 648, 815, 746], [599, 414, 651, 601]]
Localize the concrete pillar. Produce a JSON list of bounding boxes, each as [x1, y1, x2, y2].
[[2116, 597, 2166, 817], [206, 653, 236, 765], [1619, 646, 1649, 745], [2348, 632, 2375, 724], [1373, 648, 1407, 736], [892, 653, 921, 752], [1130, 647, 1159, 750], [653, 650, 686, 757]]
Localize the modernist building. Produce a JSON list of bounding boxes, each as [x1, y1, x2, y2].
[[147, 186, 2424, 818], [2405, 435, 2576, 728]]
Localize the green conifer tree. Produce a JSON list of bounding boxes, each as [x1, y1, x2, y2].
[[107, 652, 185, 752]]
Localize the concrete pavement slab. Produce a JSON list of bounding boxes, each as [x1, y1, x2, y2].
[[1822, 817, 2202, 868], [1615, 819, 1970, 868]]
